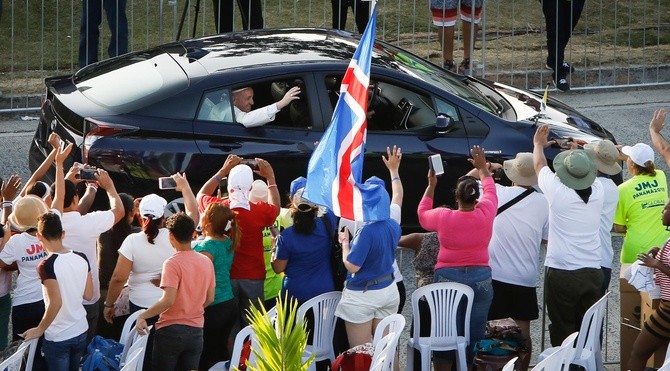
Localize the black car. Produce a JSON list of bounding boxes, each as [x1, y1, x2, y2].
[[30, 28, 617, 228]]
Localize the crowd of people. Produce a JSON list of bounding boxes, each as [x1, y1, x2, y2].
[[0, 109, 669, 370]]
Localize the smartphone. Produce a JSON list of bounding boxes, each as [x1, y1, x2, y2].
[[78, 169, 97, 181], [158, 177, 177, 190], [270, 226, 280, 238], [240, 159, 259, 170], [428, 154, 444, 176], [59, 139, 67, 152], [219, 177, 228, 191]]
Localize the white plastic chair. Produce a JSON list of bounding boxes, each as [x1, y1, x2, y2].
[[372, 313, 406, 371], [120, 347, 143, 371], [208, 325, 257, 371], [296, 291, 342, 365], [120, 309, 146, 346], [406, 282, 474, 371], [502, 356, 518, 371], [370, 331, 399, 371], [538, 292, 609, 370], [533, 332, 579, 371], [120, 325, 152, 370], [0, 339, 37, 370]]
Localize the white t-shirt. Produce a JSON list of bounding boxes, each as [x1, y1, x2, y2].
[[538, 167, 604, 270], [61, 210, 115, 305], [597, 177, 619, 269], [0, 232, 49, 306], [338, 203, 404, 282], [118, 229, 174, 308], [38, 251, 89, 342], [488, 184, 549, 287]]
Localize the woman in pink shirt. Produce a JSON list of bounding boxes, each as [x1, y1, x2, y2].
[[417, 145, 497, 370]]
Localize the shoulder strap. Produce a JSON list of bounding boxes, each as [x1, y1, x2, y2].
[[496, 188, 535, 215]]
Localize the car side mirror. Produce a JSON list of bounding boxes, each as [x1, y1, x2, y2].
[[435, 114, 453, 134]]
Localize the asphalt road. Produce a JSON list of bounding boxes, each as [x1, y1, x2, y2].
[[0, 86, 669, 369]]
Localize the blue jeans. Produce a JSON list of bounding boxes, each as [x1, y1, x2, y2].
[[78, 0, 128, 68], [152, 325, 204, 371], [42, 331, 87, 371], [433, 266, 493, 361]]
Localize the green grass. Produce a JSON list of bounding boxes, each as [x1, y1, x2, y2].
[[0, 0, 668, 94]]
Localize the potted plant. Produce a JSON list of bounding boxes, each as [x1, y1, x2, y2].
[[241, 294, 315, 371]]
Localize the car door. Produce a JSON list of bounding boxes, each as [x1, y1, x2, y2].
[[192, 73, 324, 202], [316, 72, 473, 229]]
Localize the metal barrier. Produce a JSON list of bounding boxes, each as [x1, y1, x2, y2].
[[0, 0, 668, 113]]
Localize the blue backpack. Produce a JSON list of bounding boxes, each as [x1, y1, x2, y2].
[[82, 336, 124, 371]]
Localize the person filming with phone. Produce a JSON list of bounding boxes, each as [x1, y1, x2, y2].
[[196, 154, 281, 337], [417, 146, 497, 369]]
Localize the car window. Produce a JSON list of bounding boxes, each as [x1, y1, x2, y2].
[[197, 89, 233, 122], [325, 75, 438, 132], [435, 98, 461, 123], [198, 79, 312, 128]]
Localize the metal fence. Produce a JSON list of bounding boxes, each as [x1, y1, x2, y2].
[[0, 0, 668, 112]]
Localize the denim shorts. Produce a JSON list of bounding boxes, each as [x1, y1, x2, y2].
[[433, 266, 493, 361]]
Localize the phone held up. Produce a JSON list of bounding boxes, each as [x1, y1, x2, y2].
[[77, 169, 97, 182], [428, 154, 444, 176], [158, 177, 177, 190], [240, 159, 259, 171]]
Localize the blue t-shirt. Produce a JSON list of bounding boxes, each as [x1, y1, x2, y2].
[[276, 213, 336, 302], [345, 218, 401, 291], [194, 238, 234, 305]]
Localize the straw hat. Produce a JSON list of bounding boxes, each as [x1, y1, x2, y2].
[[8, 195, 49, 232], [583, 140, 622, 175], [502, 153, 537, 186]]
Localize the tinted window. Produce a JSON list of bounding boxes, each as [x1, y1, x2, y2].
[[325, 76, 437, 132], [198, 89, 233, 122]]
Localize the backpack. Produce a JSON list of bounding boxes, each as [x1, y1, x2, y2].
[[82, 336, 124, 371], [321, 215, 346, 291], [331, 342, 374, 371]]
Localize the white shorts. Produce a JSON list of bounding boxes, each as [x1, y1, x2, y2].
[[335, 283, 400, 324]]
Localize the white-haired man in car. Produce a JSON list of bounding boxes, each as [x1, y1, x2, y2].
[[230, 85, 301, 128]]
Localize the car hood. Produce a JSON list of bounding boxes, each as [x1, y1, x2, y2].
[[491, 81, 614, 142]]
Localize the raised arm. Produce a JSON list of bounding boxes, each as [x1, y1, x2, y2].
[[173, 172, 199, 223], [21, 133, 60, 197], [382, 146, 403, 207], [197, 154, 241, 206], [533, 125, 551, 174], [256, 158, 281, 211], [649, 108, 670, 166], [468, 145, 491, 179], [51, 143, 74, 214], [96, 170, 124, 224]]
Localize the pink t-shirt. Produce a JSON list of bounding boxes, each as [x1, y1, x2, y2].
[[156, 251, 215, 330], [417, 176, 498, 268]]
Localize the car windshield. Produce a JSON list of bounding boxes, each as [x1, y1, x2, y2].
[[73, 46, 190, 113], [374, 47, 497, 114]]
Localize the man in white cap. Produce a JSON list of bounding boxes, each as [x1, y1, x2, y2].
[[474, 153, 548, 371], [196, 154, 280, 330], [583, 140, 622, 294], [533, 124, 604, 347]]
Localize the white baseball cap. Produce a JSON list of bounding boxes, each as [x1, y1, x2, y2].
[[139, 194, 167, 220], [622, 143, 654, 167]]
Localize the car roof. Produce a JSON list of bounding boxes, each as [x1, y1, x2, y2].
[[167, 28, 414, 75]]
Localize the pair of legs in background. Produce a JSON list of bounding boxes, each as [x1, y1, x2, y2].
[[211, 0, 263, 33], [79, 0, 128, 68], [430, 0, 483, 74]]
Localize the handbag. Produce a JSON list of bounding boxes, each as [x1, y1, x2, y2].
[[331, 342, 374, 371], [114, 286, 130, 317], [321, 215, 346, 291]]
